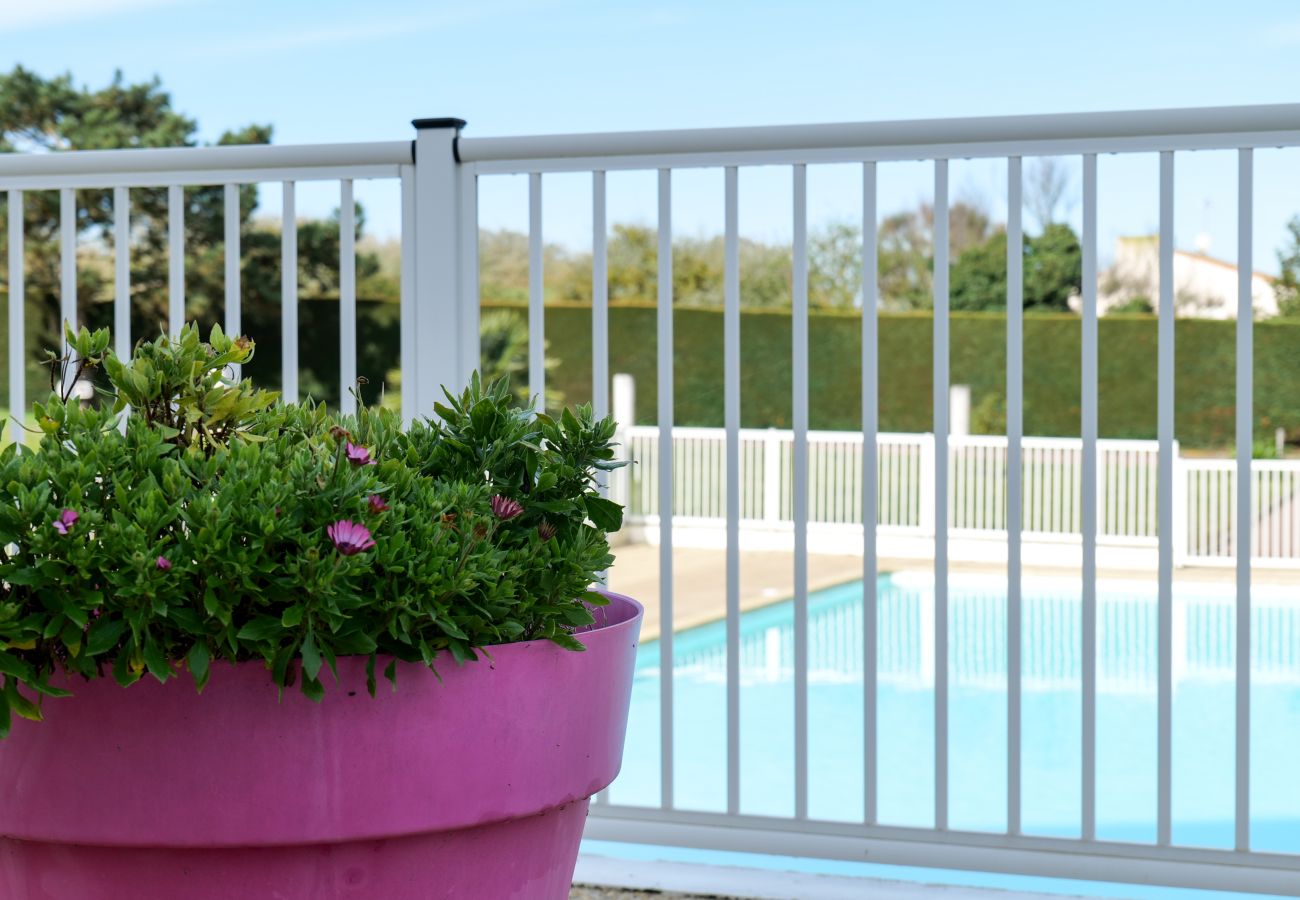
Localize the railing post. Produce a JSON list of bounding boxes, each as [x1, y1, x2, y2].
[[1172, 440, 1188, 566], [763, 429, 783, 523], [611, 373, 636, 511], [411, 117, 471, 418], [919, 434, 936, 535]]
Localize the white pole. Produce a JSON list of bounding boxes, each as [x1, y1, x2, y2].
[[412, 118, 469, 417], [167, 184, 184, 336], [281, 182, 299, 403], [949, 385, 971, 437], [8, 191, 25, 443], [339, 179, 356, 415]]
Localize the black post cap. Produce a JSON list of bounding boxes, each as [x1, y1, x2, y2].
[[412, 117, 467, 130]]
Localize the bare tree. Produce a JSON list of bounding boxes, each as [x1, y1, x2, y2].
[[1026, 157, 1073, 231]]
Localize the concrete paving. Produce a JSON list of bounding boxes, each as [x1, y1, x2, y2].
[[604, 544, 865, 641], [602, 542, 1284, 642]]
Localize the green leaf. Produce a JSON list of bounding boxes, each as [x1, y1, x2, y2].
[[0, 689, 10, 739], [280, 606, 304, 628], [143, 639, 170, 683], [549, 632, 587, 651], [236, 616, 283, 643], [300, 631, 322, 683], [0, 652, 32, 681], [365, 653, 377, 698], [5, 682, 41, 722], [271, 644, 295, 692], [383, 659, 398, 692], [27, 679, 71, 698], [300, 674, 324, 703], [332, 631, 378, 655], [319, 640, 338, 680], [584, 495, 624, 531], [188, 641, 211, 693], [112, 650, 142, 688], [438, 619, 468, 641], [2, 569, 41, 587], [168, 608, 204, 632], [85, 619, 128, 656], [561, 605, 595, 627], [561, 406, 580, 435]]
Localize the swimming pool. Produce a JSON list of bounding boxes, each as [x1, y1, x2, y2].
[[606, 572, 1300, 855]]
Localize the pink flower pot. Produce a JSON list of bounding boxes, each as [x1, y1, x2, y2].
[[0, 591, 643, 899]]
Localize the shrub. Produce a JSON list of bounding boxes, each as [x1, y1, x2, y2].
[[0, 325, 624, 735]]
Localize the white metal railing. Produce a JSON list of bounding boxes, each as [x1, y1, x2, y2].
[[454, 104, 1300, 895], [2, 139, 414, 429], [7, 104, 1300, 894], [612, 427, 1300, 569]]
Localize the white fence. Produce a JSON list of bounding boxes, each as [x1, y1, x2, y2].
[[7, 104, 1300, 893], [614, 427, 1300, 568]]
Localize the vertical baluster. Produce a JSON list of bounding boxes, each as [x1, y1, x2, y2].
[[1157, 150, 1175, 846], [339, 180, 357, 415], [224, 183, 241, 381], [658, 168, 675, 810], [934, 159, 950, 830], [60, 188, 76, 392], [724, 165, 742, 815], [399, 166, 416, 426], [792, 163, 810, 820], [168, 185, 185, 336], [529, 172, 545, 411], [7, 191, 24, 444], [282, 182, 299, 404], [1235, 147, 1253, 852], [1081, 152, 1099, 840], [113, 187, 130, 429], [591, 169, 610, 615], [113, 187, 130, 361], [459, 167, 480, 381], [593, 172, 610, 442], [863, 160, 880, 825], [1006, 156, 1024, 836]]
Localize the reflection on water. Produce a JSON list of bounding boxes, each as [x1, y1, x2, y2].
[[609, 573, 1300, 854]]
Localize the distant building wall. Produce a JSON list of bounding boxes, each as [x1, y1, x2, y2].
[[1094, 235, 1279, 318]]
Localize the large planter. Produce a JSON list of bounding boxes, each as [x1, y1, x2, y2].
[[0, 590, 642, 899]]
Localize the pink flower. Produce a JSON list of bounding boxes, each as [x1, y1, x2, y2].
[[367, 494, 390, 513], [327, 520, 375, 556], [345, 442, 376, 466], [52, 508, 79, 535], [156, 556, 172, 571], [490, 495, 523, 521], [537, 520, 557, 542]]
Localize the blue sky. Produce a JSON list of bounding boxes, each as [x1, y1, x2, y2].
[[7, 0, 1300, 268]]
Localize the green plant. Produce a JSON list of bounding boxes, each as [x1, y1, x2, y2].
[[1106, 296, 1154, 315], [0, 325, 624, 736]]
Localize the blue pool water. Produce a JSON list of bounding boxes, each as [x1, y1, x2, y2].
[[601, 572, 1300, 894]]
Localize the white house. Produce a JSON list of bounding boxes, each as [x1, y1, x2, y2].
[[1082, 234, 1281, 318]]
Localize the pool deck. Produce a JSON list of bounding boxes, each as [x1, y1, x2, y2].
[[570, 856, 1100, 899], [606, 543, 1297, 642]]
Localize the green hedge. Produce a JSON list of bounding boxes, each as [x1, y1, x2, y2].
[[489, 302, 1300, 448], [6, 294, 1295, 448], [0, 294, 401, 411]]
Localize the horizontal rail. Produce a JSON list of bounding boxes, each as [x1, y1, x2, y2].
[[585, 808, 1300, 896], [624, 425, 1161, 451], [0, 140, 410, 178], [461, 104, 1300, 173], [0, 163, 402, 191]]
